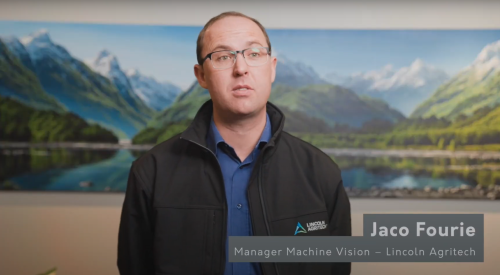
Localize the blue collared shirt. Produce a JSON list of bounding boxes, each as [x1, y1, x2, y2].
[[206, 113, 272, 275]]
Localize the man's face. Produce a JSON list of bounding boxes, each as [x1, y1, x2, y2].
[[194, 16, 277, 117]]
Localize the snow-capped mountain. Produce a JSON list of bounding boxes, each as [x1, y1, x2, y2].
[[364, 59, 448, 91], [274, 54, 328, 87], [411, 40, 500, 119], [0, 36, 35, 71], [462, 40, 500, 81], [20, 29, 72, 63], [1, 30, 153, 138], [335, 64, 395, 94], [86, 50, 132, 95], [1, 36, 30, 62], [86, 49, 154, 115], [324, 59, 449, 115], [125, 69, 182, 111]]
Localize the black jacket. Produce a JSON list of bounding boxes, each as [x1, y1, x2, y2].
[[118, 99, 352, 275]]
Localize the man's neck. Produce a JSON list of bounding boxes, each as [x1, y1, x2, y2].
[[212, 107, 267, 162]]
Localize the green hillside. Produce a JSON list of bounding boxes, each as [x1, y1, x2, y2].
[[0, 39, 154, 139], [0, 95, 118, 143], [359, 95, 405, 120], [31, 55, 150, 138], [0, 40, 65, 112], [133, 119, 192, 145], [411, 70, 500, 119], [149, 81, 210, 128], [135, 82, 410, 145], [133, 104, 334, 145], [149, 82, 404, 130], [297, 104, 500, 150], [279, 105, 332, 133], [268, 84, 404, 128]]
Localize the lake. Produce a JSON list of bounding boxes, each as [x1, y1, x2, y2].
[[1, 147, 499, 192]]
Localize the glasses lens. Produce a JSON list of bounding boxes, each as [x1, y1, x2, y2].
[[244, 47, 269, 66], [211, 51, 235, 69]]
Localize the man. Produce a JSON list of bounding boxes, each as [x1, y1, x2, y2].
[[118, 11, 351, 275]]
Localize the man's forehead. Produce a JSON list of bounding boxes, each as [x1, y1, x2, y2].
[[204, 17, 267, 52]]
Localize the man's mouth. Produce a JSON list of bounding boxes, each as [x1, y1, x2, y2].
[[232, 84, 253, 91], [232, 86, 253, 97]]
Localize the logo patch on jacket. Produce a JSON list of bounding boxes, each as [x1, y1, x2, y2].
[[294, 220, 327, 235], [294, 222, 307, 235], [306, 220, 327, 231]]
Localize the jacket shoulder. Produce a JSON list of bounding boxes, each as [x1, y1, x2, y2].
[[280, 131, 340, 170], [279, 131, 342, 188], [130, 133, 185, 189]]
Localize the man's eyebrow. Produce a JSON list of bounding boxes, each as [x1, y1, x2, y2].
[[210, 44, 232, 52], [209, 41, 265, 53], [245, 40, 264, 47]]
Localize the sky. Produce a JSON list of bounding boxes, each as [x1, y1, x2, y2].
[[1, 20, 499, 90]]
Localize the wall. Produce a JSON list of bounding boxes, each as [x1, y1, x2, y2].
[[2, 194, 500, 275], [1, 1, 500, 274]]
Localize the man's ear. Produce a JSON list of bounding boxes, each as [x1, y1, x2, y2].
[[270, 56, 277, 83], [194, 64, 209, 89]]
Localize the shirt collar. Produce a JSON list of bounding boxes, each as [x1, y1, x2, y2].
[[206, 112, 272, 155]]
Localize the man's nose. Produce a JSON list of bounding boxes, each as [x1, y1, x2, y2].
[[233, 52, 249, 76]]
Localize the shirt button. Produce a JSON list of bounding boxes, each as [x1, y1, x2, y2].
[[236, 203, 242, 209]]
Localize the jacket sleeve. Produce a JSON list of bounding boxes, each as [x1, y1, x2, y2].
[[326, 166, 352, 274], [117, 162, 155, 275]]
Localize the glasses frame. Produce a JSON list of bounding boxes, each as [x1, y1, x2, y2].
[[200, 47, 271, 70]]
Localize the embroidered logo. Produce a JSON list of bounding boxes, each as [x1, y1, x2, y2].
[[306, 220, 327, 232], [294, 222, 307, 235], [294, 220, 328, 235]]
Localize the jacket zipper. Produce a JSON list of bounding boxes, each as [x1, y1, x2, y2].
[[179, 136, 227, 275], [210, 210, 216, 274], [182, 136, 280, 275], [257, 150, 280, 275]]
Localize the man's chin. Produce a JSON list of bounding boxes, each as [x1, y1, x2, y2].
[[230, 109, 255, 117], [227, 105, 262, 118], [217, 99, 266, 118]]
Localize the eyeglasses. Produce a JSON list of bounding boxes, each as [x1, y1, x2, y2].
[[200, 47, 271, 70]]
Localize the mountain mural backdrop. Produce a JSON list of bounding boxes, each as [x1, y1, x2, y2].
[[1, 22, 499, 195], [325, 59, 450, 116], [411, 40, 500, 120], [0, 29, 182, 139]]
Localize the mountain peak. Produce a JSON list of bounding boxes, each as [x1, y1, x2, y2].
[[274, 53, 327, 87], [375, 58, 447, 90], [361, 64, 394, 80], [467, 40, 500, 80], [125, 68, 139, 77], [89, 49, 121, 76], [18, 28, 71, 62], [475, 40, 500, 64], [410, 58, 425, 69], [95, 49, 118, 64], [96, 49, 113, 60], [331, 59, 449, 115], [21, 29, 52, 46], [126, 68, 182, 111]]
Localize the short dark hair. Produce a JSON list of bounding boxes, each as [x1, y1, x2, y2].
[[196, 11, 272, 65]]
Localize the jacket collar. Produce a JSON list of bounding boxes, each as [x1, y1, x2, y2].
[[179, 99, 285, 152], [206, 112, 272, 156]]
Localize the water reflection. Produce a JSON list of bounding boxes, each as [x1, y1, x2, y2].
[[1, 148, 499, 192], [334, 156, 500, 189]]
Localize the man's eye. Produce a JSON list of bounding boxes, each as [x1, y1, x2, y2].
[[217, 55, 230, 61]]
